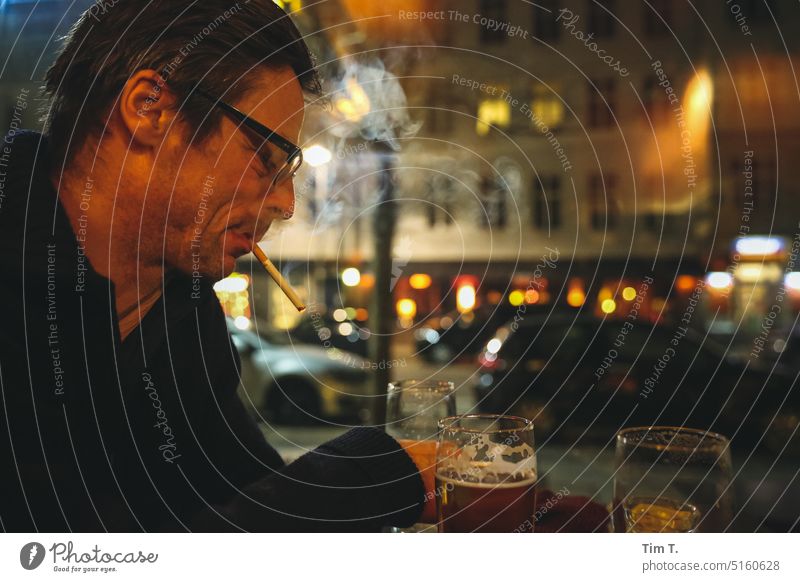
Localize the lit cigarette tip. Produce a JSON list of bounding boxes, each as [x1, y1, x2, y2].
[[251, 244, 306, 312]]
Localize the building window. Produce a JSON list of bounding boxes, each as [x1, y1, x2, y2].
[[533, 0, 560, 41], [643, 0, 673, 36], [476, 87, 511, 136], [589, 173, 617, 230], [731, 155, 776, 211], [532, 175, 562, 230], [643, 76, 670, 122], [478, 174, 508, 229], [736, 0, 773, 24], [530, 82, 564, 129], [427, 85, 454, 135], [588, 0, 615, 38], [479, 0, 508, 43], [588, 79, 616, 127], [643, 175, 663, 232], [425, 174, 455, 227]]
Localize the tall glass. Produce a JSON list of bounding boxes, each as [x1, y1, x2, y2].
[[612, 426, 735, 533], [386, 380, 456, 524], [435, 414, 537, 532]]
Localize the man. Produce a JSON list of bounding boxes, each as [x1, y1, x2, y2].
[[0, 0, 425, 532]]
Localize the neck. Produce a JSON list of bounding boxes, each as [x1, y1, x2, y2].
[[54, 152, 165, 322]]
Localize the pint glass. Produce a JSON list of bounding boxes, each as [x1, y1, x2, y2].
[[435, 414, 537, 532], [386, 380, 456, 524]]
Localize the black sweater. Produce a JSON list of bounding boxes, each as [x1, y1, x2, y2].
[[0, 130, 424, 532]]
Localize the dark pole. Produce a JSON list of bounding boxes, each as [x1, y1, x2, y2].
[[368, 145, 396, 428]]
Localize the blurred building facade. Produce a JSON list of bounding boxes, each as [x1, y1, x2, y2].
[[271, 0, 800, 326]]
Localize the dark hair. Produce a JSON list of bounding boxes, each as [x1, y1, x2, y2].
[[43, 0, 320, 168]]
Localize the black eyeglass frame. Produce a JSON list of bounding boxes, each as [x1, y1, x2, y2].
[[194, 88, 303, 187]]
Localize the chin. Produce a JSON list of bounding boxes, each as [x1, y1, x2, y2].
[[219, 253, 239, 278]]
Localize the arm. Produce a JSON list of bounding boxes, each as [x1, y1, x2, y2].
[[186, 390, 425, 532], [177, 289, 425, 532]]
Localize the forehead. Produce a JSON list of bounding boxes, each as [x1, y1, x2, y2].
[[234, 65, 305, 141]]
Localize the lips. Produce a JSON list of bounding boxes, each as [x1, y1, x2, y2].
[[223, 223, 254, 256], [225, 208, 287, 248]]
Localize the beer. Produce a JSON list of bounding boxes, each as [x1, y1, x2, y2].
[[397, 439, 438, 523], [436, 472, 538, 532], [615, 496, 701, 532]]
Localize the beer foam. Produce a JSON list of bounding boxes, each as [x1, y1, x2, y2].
[[439, 434, 537, 484]]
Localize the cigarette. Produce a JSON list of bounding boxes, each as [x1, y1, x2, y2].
[[251, 243, 306, 312]]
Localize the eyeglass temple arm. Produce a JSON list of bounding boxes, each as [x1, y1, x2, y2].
[[194, 87, 300, 157]]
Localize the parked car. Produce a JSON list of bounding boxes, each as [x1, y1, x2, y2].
[[414, 306, 518, 363], [227, 319, 371, 425], [475, 313, 799, 453], [285, 311, 369, 357]]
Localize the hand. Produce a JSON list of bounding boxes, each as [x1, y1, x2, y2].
[[397, 438, 438, 524]]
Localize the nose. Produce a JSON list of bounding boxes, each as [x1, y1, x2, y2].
[[265, 178, 296, 221]]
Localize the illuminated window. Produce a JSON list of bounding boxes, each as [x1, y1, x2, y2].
[[273, 0, 302, 12], [476, 93, 511, 136], [530, 82, 564, 129]]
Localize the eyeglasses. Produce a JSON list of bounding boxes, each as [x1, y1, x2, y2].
[[195, 88, 303, 191]]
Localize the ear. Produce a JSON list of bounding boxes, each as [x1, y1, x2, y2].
[[118, 69, 180, 148]]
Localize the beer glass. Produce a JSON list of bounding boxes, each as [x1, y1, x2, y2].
[[612, 426, 734, 533], [435, 414, 538, 532], [386, 380, 456, 524]]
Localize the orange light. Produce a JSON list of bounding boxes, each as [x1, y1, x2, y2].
[[396, 298, 417, 319], [676, 275, 695, 293], [525, 289, 540, 304], [487, 290, 503, 304], [409, 273, 432, 290], [456, 285, 476, 313], [360, 273, 376, 288], [355, 308, 369, 321], [567, 289, 585, 307], [598, 286, 613, 302]]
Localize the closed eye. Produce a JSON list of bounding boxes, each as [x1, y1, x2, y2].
[[247, 144, 277, 178]]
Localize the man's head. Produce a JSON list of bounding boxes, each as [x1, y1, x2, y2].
[[43, 0, 321, 279]]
